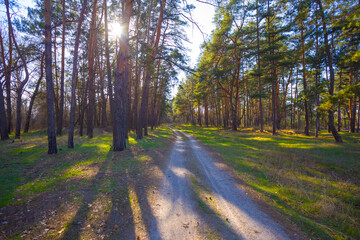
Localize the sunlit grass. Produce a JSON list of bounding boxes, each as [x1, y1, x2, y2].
[[176, 124, 360, 240], [0, 126, 173, 209]]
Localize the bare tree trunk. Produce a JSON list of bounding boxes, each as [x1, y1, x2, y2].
[[13, 47, 29, 139], [4, 0, 13, 134], [198, 99, 202, 126], [68, 0, 87, 148], [126, 58, 132, 137], [338, 70, 342, 131], [151, 22, 168, 130], [86, 0, 98, 139], [315, 11, 320, 137], [0, 30, 9, 140], [24, 53, 45, 133], [290, 80, 293, 129], [99, 55, 107, 128], [0, 83, 9, 140], [79, 74, 88, 137], [204, 96, 209, 127], [256, 0, 263, 132], [137, 0, 166, 139], [317, 0, 342, 142], [113, 0, 133, 151], [57, 0, 66, 135], [54, 34, 59, 134], [301, 22, 309, 136], [44, 0, 57, 154], [357, 96, 360, 133], [131, 1, 141, 131], [6, 0, 29, 139], [349, 69, 356, 133]]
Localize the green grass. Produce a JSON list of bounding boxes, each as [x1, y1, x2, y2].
[[0, 126, 173, 208], [176, 124, 360, 240]]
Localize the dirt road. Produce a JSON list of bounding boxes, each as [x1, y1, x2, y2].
[[148, 129, 299, 240]]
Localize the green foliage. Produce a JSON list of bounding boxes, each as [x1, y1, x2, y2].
[[319, 83, 359, 113]]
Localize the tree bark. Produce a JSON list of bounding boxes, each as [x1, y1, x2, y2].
[[301, 21, 309, 136], [68, 0, 87, 148], [349, 69, 356, 133], [99, 55, 107, 128], [315, 10, 320, 137], [6, 0, 30, 139], [317, 0, 342, 142], [198, 99, 202, 126], [338, 70, 342, 132], [137, 0, 166, 139], [44, 0, 57, 154], [204, 96, 209, 127], [4, 0, 13, 134], [57, 0, 66, 136], [0, 82, 9, 140], [24, 53, 45, 133], [0, 30, 9, 140], [86, 0, 98, 139], [256, 0, 263, 132], [113, 0, 133, 151]]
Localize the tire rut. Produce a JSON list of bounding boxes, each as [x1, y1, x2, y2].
[[149, 128, 298, 240]]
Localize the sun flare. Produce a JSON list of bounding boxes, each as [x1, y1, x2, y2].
[[109, 22, 123, 39]]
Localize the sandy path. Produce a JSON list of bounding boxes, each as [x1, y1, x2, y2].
[[149, 129, 295, 240], [149, 130, 203, 239]]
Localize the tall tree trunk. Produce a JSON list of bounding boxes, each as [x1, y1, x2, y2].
[[338, 70, 342, 131], [317, 0, 342, 142], [150, 22, 168, 130], [198, 99, 202, 126], [0, 83, 9, 140], [204, 96, 209, 127], [12, 40, 29, 139], [44, 0, 57, 154], [278, 71, 292, 126], [131, 0, 141, 131], [294, 69, 298, 129], [24, 53, 45, 133], [57, 0, 66, 135], [315, 10, 320, 137], [301, 22, 309, 136], [357, 96, 360, 133], [99, 55, 107, 128], [6, 0, 29, 139], [126, 58, 132, 137], [349, 69, 356, 133], [0, 30, 9, 140], [113, 0, 133, 151], [137, 0, 166, 139], [290, 80, 293, 129], [54, 34, 60, 134], [87, 0, 98, 139], [79, 73, 88, 136], [68, 0, 87, 148], [256, 0, 263, 132], [4, 0, 13, 134]]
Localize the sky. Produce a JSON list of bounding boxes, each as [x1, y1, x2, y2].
[[175, 0, 216, 97]]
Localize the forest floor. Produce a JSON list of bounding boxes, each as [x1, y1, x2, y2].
[[0, 125, 359, 239], [0, 126, 175, 239], [176, 124, 360, 240]]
